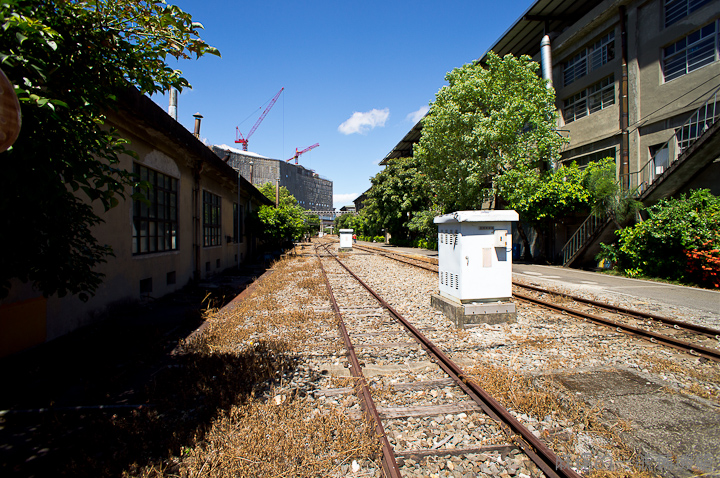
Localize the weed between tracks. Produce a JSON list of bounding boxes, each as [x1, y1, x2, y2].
[[132, 253, 381, 477], [465, 360, 654, 477], [638, 354, 720, 404]]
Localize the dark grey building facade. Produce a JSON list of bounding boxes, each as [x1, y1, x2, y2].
[[212, 145, 333, 212]]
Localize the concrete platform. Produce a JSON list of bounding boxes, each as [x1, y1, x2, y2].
[[514, 264, 720, 319], [556, 368, 720, 477], [430, 294, 516, 327]]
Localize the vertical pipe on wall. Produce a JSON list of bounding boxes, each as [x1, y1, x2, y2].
[[540, 35, 553, 89], [619, 6, 630, 190], [168, 89, 178, 120]]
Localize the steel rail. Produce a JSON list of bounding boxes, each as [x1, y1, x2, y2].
[[315, 246, 402, 478], [514, 290, 720, 362], [321, 244, 581, 478], [354, 244, 438, 273], [514, 282, 720, 338], [353, 244, 719, 359]]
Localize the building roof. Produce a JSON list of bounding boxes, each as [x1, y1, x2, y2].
[[380, 0, 599, 164], [214, 144, 270, 159], [114, 87, 273, 206]]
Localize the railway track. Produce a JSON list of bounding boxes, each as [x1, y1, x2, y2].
[[351, 242, 720, 362], [315, 242, 581, 478]]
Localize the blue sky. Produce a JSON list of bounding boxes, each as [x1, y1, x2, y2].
[[152, 0, 535, 209]]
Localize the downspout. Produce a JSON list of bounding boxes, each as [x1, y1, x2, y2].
[[540, 34, 553, 89], [619, 6, 630, 190]]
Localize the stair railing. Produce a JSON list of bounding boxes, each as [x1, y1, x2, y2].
[[561, 213, 606, 265], [627, 86, 720, 194]]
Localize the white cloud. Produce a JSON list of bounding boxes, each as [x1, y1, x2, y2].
[[338, 108, 389, 135], [406, 105, 429, 124], [333, 193, 359, 209]]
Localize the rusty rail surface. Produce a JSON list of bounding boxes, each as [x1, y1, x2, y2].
[[352, 243, 718, 361], [515, 282, 720, 338], [315, 245, 402, 478], [513, 290, 720, 362], [320, 244, 581, 478]]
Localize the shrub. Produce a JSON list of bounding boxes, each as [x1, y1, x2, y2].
[[598, 189, 719, 287]]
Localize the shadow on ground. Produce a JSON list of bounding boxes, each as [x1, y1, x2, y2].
[[0, 265, 290, 477]]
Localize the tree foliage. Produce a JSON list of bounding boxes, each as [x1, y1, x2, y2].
[[0, 0, 218, 300], [364, 157, 434, 240], [598, 189, 720, 287], [253, 183, 316, 248], [414, 52, 566, 211]]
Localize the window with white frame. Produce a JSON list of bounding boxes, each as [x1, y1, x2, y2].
[[663, 21, 718, 82], [665, 0, 712, 28], [563, 31, 615, 86], [563, 75, 615, 123]]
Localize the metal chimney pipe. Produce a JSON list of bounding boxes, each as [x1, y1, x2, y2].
[[168, 89, 178, 120], [540, 35, 553, 89], [192, 112, 203, 138]]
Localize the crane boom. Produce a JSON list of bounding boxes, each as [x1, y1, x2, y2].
[[286, 143, 319, 164], [235, 87, 284, 151]]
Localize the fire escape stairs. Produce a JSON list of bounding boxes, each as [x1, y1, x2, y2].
[[562, 86, 720, 268]]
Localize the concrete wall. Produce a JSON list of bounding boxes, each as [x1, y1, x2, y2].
[[549, 0, 720, 187], [0, 92, 267, 356], [214, 147, 333, 212]]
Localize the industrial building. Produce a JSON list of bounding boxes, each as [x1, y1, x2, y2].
[[0, 89, 271, 358], [212, 145, 333, 213], [383, 0, 720, 265]]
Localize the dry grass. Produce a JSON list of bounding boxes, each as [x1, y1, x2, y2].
[[639, 354, 720, 404], [134, 397, 379, 478], [126, 254, 382, 477], [465, 360, 655, 476]]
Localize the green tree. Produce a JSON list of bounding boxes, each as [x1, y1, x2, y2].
[[253, 183, 312, 247], [0, 0, 219, 300], [414, 52, 566, 212], [364, 157, 433, 240]]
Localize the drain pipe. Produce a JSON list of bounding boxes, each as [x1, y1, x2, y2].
[[540, 35, 553, 89]]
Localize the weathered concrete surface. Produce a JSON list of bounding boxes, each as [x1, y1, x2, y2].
[[431, 294, 516, 327], [556, 368, 720, 477], [513, 264, 720, 319]]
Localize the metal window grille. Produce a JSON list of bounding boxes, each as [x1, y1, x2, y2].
[[203, 190, 222, 247], [589, 32, 615, 71], [663, 21, 718, 82], [665, 0, 712, 28], [563, 51, 587, 86], [676, 100, 720, 152], [132, 164, 178, 255], [564, 31, 615, 87], [563, 75, 615, 123]]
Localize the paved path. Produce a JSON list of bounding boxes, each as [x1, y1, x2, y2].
[[514, 264, 719, 317]]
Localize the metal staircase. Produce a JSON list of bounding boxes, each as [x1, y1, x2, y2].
[[562, 86, 720, 267]]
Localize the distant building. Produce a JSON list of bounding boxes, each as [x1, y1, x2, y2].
[[212, 145, 333, 212], [353, 192, 367, 212], [339, 205, 356, 213]]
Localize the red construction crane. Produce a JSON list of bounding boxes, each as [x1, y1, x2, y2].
[[286, 143, 319, 164], [235, 87, 284, 151]]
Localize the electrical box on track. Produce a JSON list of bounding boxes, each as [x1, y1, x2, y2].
[[434, 210, 518, 304], [339, 229, 353, 250]]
